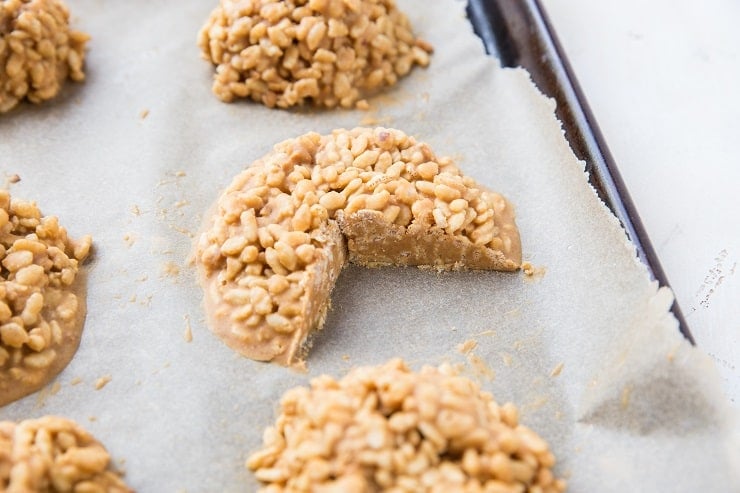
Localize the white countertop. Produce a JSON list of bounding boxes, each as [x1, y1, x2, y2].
[[541, 0, 740, 404]]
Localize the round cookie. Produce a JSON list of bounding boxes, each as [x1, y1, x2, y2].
[[247, 359, 565, 492], [0, 0, 89, 113], [198, 0, 432, 109], [0, 190, 92, 406], [0, 416, 131, 492], [195, 127, 521, 366]]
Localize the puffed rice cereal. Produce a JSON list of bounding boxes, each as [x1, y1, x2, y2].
[[195, 128, 521, 366], [198, 0, 432, 109], [248, 359, 566, 492], [0, 0, 89, 113], [0, 416, 131, 492], [0, 189, 92, 406]]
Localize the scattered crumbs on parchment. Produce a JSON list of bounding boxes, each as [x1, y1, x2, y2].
[[170, 225, 195, 237], [151, 362, 171, 376], [523, 396, 549, 413], [162, 261, 180, 277], [621, 385, 632, 409], [50, 381, 61, 395], [174, 200, 189, 208], [136, 274, 149, 282], [504, 307, 521, 319], [341, 354, 350, 361], [501, 353, 512, 367], [129, 294, 137, 303], [360, 115, 379, 125], [360, 114, 393, 126], [123, 233, 136, 247], [666, 343, 681, 362], [157, 170, 187, 187], [140, 109, 150, 119], [183, 315, 193, 343], [139, 294, 153, 307], [34, 385, 51, 408], [522, 262, 547, 280], [475, 329, 495, 337], [88, 416, 97, 422], [468, 354, 495, 381], [70, 376, 83, 386], [550, 362, 564, 377], [95, 375, 112, 390], [449, 325, 457, 332], [130, 205, 141, 216], [3, 173, 21, 187], [456, 339, 478, 355]]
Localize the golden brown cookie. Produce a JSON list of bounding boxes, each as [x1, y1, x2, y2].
[[0, 190, 92, 406], [0, 0, 89, 113], [195, 128, 521, 366], [247, 359, 565, 492], [198, 0, 432, 109], [0, 416, 131, 492]]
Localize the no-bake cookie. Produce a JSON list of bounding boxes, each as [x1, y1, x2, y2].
[[0, 190, 92, 406], [195, 128, 520, 366], [198, 0, 432, 109], [0, 416, 131, 492], [0, 0, 89, 113], [247, 359, 565, 492]]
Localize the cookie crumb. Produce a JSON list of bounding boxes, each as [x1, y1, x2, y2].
[[550, 362, 564, 377], [94, 375, 112, 390], [139, 109, 150, 119], [502, 353, 513, 367], [162, 261, 180, 277], [456, 339, 477, 355], [183, 315, 193, 343]]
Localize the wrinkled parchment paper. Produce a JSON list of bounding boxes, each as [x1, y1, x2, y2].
[[1, 1, 739, 491]]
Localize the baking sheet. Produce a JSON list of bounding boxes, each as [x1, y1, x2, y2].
[[1, 0, 739, 491]]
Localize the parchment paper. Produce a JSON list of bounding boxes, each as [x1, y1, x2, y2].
[[1, 1, 738, 491]]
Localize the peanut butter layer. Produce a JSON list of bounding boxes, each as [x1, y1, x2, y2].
[[196, 127, 521, 366]]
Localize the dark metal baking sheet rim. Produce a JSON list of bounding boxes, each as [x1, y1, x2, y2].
[[466, 0, 694, 343]]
